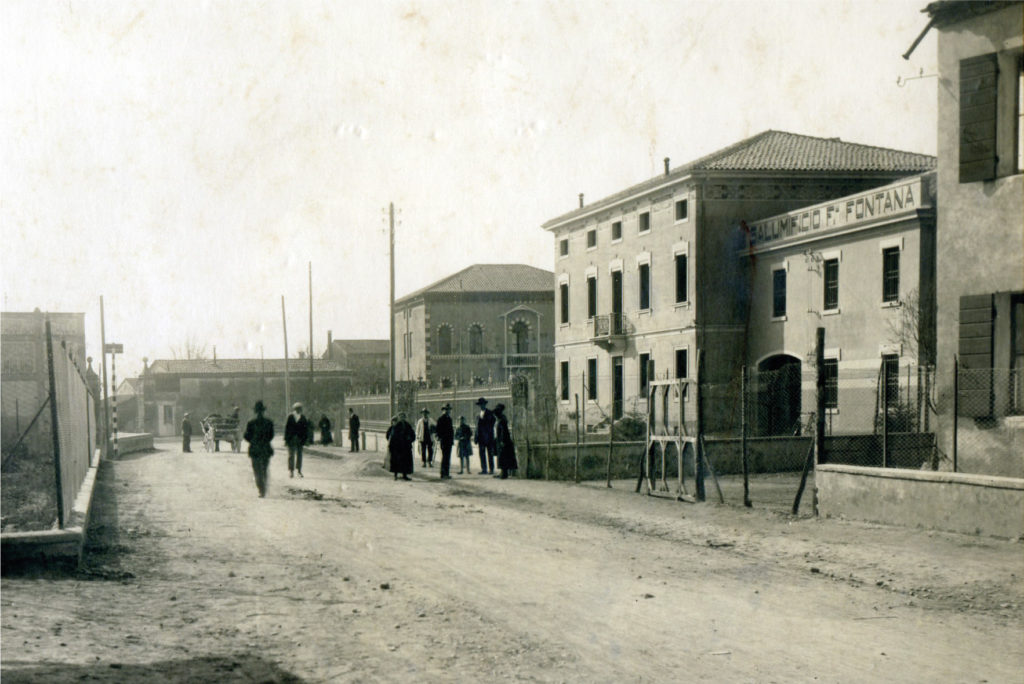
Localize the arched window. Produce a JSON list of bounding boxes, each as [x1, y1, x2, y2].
[[437, 324, 452, 355], [469, 324, 484, 354], [511, 320, 530, 354]]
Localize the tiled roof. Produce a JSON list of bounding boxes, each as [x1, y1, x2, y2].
[[328, 340, 389, 355], [147, 358, 349, 375], [543, 130, 937, 229], [924, 1, 1019, 26], [396, 264, 554, 306]]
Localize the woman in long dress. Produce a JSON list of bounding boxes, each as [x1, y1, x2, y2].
[[386, 412, 415, 481]]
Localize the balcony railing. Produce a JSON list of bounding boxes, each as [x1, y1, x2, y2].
[[592, 313, 630, 340]]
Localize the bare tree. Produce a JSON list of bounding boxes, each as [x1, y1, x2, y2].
[[886, 287, 933, 362], [170, 335, 208, 360]]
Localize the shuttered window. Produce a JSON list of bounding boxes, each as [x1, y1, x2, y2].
[[960, 53, 999, 183], [958, 294, 995, 418]]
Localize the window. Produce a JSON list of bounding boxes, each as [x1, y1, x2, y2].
[[823, 358, 838, 409], [675, 349, 688, 379], [436, 325, 452, 355], [587, 358, 597, 401], [164, 405, 174, 425], [882, 247, 900, 303], [675, 254, 688, 303], [638, 263, 651, 310], [586, 229, 596, 249], [772, 269, 787, 318], [612, 221, 622, 240], [586, 276, 597, 319], [959, 51, 1024, 182], [560, 361, 570, 401], [469, 325, 483, 354], [559, 238, 569, 257], [675, 199, 688, 221], [560, 283, 569, 324], [511, 320, 530, 354], [638, 212, 650, 233], [882, 354, 899, 405], [823, 258, 839, 311], [639, 353, 652, 396]]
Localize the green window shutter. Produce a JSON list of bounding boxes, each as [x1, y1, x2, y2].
[[959, 53, 998, 183], [958, 294, 994, 417]]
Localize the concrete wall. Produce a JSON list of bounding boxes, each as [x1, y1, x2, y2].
[[817, 464, 1024, 539], [933, 6, 1024, 464]]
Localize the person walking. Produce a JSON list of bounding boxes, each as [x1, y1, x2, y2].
[[231, 404, 242, 452], [435, 403, 454, 479], [319, 414, 333, 445], [348, 408, 360, 452], [474, 397, 496, 475], [494, 403, 518, 479], [285, 402, 311, 478], [415, 408, 434, 467], [181, 413, 193, 453], [243, 400, 275, 498], [386, 412, 415, 481], [455, 416, 473, 474]]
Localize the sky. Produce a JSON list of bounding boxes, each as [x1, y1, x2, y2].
[[1, 0, 939, 379]]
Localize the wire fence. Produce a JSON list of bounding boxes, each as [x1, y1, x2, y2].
[[952, 365, 1023, 477], [1, 320, 98, 532]]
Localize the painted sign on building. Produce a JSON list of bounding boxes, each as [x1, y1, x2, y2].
[[750, 175, 932, 246]]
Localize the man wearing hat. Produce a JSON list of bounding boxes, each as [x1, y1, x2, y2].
[[285, 401, 311, 478], [474, 397, 496, 475], [415, 408, 434, 467], [435, 403, 455, 479], [243, 400, 274, 497], [181, 412, 193, 453]]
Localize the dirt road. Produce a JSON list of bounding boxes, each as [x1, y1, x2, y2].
[[2, 438, 1022, 682]]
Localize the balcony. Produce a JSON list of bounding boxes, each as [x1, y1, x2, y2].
[[505, 353, 540, 368], [592, 313, 631, 349]]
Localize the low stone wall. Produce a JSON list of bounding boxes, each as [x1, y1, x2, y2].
[[107, 432, 154, 455], [817, 464, 1024, 539]]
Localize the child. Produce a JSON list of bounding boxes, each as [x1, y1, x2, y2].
[[455, 416, 473, 475]]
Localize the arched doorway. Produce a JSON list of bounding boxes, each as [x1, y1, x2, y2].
[[757, 354, 802, 435]]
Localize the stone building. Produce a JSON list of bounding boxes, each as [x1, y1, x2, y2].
[[909, 1, 1023, 475], [543, 130, 936, 432], [322, 336, 389, 393], [742, 172, 937, 435], [392, 264, 554, 389]]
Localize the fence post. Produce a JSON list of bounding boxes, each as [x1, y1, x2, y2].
[[45, 320, 65, 529], [573, 393, 580, 484], [882, 361, 889, 469], [952, 355, 958, 473], [606, 414, 613, 488], [695, 350, 706, 502], [741, 365, 751, 508], [793, 327, 823, 516]]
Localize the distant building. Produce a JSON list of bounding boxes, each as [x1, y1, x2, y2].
[[142, 358, 350, 437], [322, 335, 389, 392], [393, 264, 555, 390], [543, 130, 936, 432], [1, 310, 90, 449], [915, 1, 1023, 475], [743, 172, 937, 434]]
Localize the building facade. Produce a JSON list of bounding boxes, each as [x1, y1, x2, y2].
[[921, 1, 1023, 475], [743, 173, 937, 435], [393, 264, 555, 390], [323, 336, 389, 393], [543, 131, 936, 433]]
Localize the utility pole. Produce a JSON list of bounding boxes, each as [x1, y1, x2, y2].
[[282, 296, 290, 415], [308, 261, 314, 403], [389, 202, 396, 419], [99, 296, 110, 456]]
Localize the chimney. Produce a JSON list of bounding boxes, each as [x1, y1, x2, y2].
[[327, 330, 333, 360], [578, 193, 584, 208], [664, 157, 670, 175]]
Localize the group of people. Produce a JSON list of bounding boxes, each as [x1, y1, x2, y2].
[[386, 397, 518, 481]]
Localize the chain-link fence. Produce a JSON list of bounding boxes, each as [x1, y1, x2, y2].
[[952, 365, 1023, 477], [1, 320, 98, 532]]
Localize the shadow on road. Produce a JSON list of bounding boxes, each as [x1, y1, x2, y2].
[[1, 654, 305, 683]]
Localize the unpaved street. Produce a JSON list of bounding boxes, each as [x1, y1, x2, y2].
[[2, 438, 1022, 682]]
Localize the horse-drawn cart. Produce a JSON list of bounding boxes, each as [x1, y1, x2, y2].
[[201, 414, 240, 452]]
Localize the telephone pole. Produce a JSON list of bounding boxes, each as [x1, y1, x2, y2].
[[389, 202, 396, 418]]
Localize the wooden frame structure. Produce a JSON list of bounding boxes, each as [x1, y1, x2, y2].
[[643, 378, 698, 500]]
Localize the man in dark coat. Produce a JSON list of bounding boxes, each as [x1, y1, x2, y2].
[[435, 403, 455, 479], [181, 413, 193, 453], [386, 412, 415, 480], [348, 408, 360, 452], [494, 403, 518, 479], [474, 397, 496, 475], [285, 402, 311, 478], [243, 400, 275, 497]]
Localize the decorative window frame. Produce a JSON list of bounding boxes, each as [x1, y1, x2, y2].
[[771, 260, 789, 322]]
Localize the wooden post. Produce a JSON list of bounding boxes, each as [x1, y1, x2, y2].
[[573, 393, 580, 483], [695, 350, 706, 502], [793, 327, 824, 515], [882, 360, 889, 468], [606, 411, 613, 488], [45, 320, 65, 529], [741, 365, 751, 507], [99, 296, 110, 456], [282, 296, 291, 414], [952, 355, 958, 473]]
